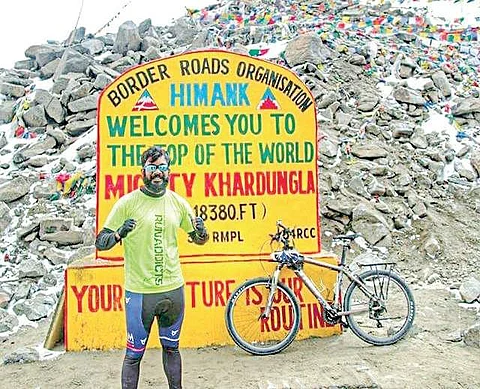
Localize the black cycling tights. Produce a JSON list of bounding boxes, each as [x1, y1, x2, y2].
[[121, 346, 182, 389]]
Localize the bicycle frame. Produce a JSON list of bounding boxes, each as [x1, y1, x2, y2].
[[264, 249, 384, 319]]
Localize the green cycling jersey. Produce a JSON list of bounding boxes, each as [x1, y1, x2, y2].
[[103, 189, 195, 293]]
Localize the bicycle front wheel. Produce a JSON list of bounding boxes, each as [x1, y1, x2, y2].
[[225, 277, 301, 356], [344, 269, 415, 346]]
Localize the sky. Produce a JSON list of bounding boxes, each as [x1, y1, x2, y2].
[[0, 0, 217, 69]]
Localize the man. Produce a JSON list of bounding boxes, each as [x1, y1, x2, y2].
[[95, 145, 209, 389]]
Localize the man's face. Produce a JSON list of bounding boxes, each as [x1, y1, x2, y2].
[[142, 155, 169, 193]]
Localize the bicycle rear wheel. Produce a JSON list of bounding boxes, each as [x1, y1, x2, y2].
[[344, 269, 415, 346], [225, 277, 301, 355]]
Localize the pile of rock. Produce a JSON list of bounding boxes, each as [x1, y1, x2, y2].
[[0, 0, 479, 346]]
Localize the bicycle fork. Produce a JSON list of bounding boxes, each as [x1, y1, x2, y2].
[[261, 266, 283, 319]]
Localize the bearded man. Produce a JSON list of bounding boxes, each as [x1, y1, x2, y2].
[[96, 145, 209, 389]]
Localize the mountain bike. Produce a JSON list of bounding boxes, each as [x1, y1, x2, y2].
[[225, 221, 415, 355]]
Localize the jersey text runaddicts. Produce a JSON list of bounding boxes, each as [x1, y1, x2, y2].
[[103, 189, 195, 293]]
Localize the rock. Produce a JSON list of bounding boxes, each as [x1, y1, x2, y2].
[[444, 330, 464, 343], [336, 111, 353, 126], [318, 91, 339, 109], [44, 95, 66, 123], [463, 322, 480, 348], [68, 245, 95, 264], [391, 121, 414, 138], [324, 198, 353, 216], [0, 309, 19, 333], [23, 105, 48, 127], [43, 247, 71, 265], [13, 136, 56, 161], [13, 294, 55, 321], [0, 82, 25, 98], [469, 150, 480, 176], [71, 82, 94, 100], [357, 92, 380, 112], [451, 97, 480, 116], [0, 132, 7, 149], [0, 201, 11, 234], [349, 54, 367, 66], [14, 59, 36, 70], [0, 176, 31, 203], [426, 273, 441, 284], [393, 86, 426, 106], [353, 219, 390, 246], [28, 44, 64, 67], [459, 277, 480, 303], [367, 177, 386, 196], [319, 139, 338, 158], [188, 29, 209, 51], [351, 203, 391, 245], [51, 76, 70, 95], [65, 27, 86, 45], [16, 222, 40, 240], [284, 33, 334, 67], [431, 71, 452, 98], [39, 218, 84, 245], [67, 95, 98, 113], [349, 175, 371, 199], [53, 49, 91, 80], [17, 260, 47, 278], [93, 73, 114, 90], [3, 347, 40, 365], [454, 160, 477, 181], [26, 155, 49, 168], [39, 58, 61, 79], [423, 235, 441, 259], [412, 201, 427, 217], [65, 118, 96, 136], [398, 64, 414, 78], [138, 18, 153, 36], [13, 281, 33, 301], [351, 144, 388, 160], [113, 21, 142, 54], [410, 131, 428, 149], [168, 18, 200, 46], [0, 101, 16, 123], [41, 230, 85, 246], [77, 143, 96, 161], [81, 39, 105, 56], [351, 252, 384, 268], [0, 291, 11, 309]]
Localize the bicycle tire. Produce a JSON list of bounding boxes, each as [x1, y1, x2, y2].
[[225, 277, 301, 356], [344, 269, 415, 346]]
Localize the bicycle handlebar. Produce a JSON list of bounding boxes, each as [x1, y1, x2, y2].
[[271, 220, 294, 249], [276, 220, 288, 230]]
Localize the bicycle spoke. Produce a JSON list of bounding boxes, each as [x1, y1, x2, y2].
[[345, 270, 415, 345], [225, 279, 301, 355]]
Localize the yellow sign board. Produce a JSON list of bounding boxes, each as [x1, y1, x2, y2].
[[64, 256, 341, 351], [96, 50, 320, 260]]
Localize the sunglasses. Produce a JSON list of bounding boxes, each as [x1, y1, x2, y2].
[[144, 164, 169, 173]]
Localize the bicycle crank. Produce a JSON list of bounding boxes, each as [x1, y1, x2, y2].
[[324, 308, 342, 325]]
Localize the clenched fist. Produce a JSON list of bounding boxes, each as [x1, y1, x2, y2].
[[117, 219, 136, 239], [193, 217, 207, 235]]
